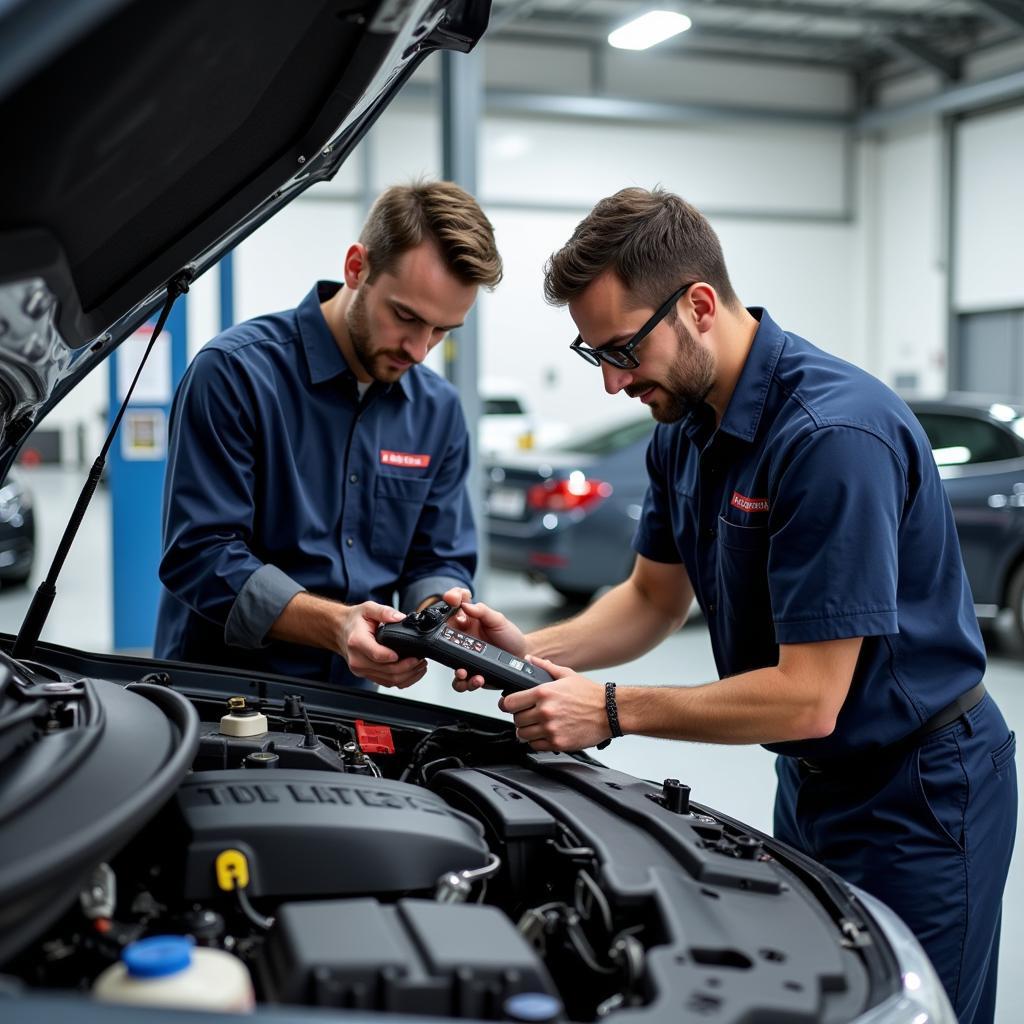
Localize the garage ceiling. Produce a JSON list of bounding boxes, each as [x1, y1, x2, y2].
[[486, 0, 1024, 88]]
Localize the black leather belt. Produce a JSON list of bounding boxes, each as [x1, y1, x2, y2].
[[918, 680, 987, 735], [799, 681, 987, 775]]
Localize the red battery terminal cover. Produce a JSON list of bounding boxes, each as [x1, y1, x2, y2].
[[355, 720, 395, 754]]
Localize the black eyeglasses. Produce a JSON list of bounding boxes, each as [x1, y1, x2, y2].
[[570, 282, 696, 370]]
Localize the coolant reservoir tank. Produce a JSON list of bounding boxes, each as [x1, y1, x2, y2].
[[220, 696, 268, 738], [93, 935, 254, 1012]]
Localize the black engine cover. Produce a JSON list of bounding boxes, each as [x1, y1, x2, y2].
[[175, 769, 488, 900]]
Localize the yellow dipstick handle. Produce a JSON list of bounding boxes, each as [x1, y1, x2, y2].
[[215, 849, 250, 892]]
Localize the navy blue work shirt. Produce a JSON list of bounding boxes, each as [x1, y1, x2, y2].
[[154, 282, 476, 688], [633, 308, 986, 760]]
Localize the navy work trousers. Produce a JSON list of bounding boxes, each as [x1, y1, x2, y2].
[[775, 695, 1017, 1024]]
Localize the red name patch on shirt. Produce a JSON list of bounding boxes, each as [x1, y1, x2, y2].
[[730, 491, 769, 513], [380, 449, 431, 469]]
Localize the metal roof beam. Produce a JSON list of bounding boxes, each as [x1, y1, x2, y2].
[[490, 0, 541, 32], [485, 88, 851, 124], [659, 0, 976, 31], [512, 10, 875, 49], [402, 81, 852, 125], [859, 65, 1024, 130], [881, 33, 961, 79], [489, 28, 869, 71], [970, 0, 1024, 33]]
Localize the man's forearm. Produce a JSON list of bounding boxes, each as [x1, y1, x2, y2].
[[616, 666, 835, 745], [268, 591, 346, 652], [525, 577, 686, 671]]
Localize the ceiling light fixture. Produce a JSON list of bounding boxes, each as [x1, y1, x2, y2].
[[608, 10, 692, 51]]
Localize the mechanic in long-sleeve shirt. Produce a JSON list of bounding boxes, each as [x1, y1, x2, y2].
[[154, 182, 502, 689]]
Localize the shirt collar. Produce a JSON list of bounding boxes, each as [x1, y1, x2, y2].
[[297, 281, 411, 400], [717, 307, 786, 443]]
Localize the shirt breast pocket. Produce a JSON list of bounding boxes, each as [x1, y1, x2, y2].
[[716, 516, 775, 646], [370, 474, 432, 563]]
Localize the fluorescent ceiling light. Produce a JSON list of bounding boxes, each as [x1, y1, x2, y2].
[[608, 10, 692, 50]]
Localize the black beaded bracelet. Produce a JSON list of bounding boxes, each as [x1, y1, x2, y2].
[[605, 681, 623, 738], [597, 682, 623, 749]]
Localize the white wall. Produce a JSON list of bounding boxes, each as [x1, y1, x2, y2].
[[481, 116, 847, 213], [859, 122, 949, 396], [854, 92, 1024, 397], [233, 200, 363, 324], [954, 104, 1024, 312]]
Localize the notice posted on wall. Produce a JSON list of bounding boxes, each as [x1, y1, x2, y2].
[[117, 326, 171, 404], [121, 409, 167, 461]]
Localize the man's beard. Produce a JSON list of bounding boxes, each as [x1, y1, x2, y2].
[[625, 318, 714, 424], [346, 289, 409, 383]]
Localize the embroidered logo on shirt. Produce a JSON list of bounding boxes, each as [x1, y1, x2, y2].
[[380, 449, 431, 468], [730, 491, 769, 513]]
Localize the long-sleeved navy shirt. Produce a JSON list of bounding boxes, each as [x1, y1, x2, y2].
[[154, 282, 476, 688]]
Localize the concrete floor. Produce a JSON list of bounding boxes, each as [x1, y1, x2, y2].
[[2, 465, 1022, 1018]]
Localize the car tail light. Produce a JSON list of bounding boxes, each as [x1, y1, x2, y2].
[[528, 552, 569, 568], [527, 472, 612, 512]]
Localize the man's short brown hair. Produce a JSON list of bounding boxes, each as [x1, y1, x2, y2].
[[360, 180, 502, 289], [544, 187, 738, 310]]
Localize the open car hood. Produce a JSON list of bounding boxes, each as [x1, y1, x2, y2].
[[0, 0, 489, 477]]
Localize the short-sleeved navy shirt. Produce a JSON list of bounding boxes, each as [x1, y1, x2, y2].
[[155, 282, 476, 688], [633, 308, 985, 760]]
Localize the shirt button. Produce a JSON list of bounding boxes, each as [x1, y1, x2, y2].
[[705, 527, 717, 540], [349, 473, 358, 484], [707, 602, 716, 616], [346, 538, 354, 548]]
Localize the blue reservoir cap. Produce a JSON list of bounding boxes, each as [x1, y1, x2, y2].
[[503, 992, 563, 1022], [123, 936, 193, 978]]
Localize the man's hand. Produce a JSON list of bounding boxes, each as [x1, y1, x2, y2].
[[441, 588, 528, 692], [500, 656, 610, 751], [338, 602, 427, 688]]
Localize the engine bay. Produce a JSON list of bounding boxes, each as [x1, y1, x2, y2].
[[0, 656, 894, 1022]]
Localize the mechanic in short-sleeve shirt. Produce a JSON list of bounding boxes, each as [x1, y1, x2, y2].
[[632, 310, 987, 758], [448, 189, 1015, 1024], [155, 182, 502, 690]]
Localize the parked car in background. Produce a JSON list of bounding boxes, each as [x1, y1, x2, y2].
[[479, 378, 537, 456], [487, 397, 1024, 650], [486, 417, 654, 603], [479, 379, 571, 456], [907, 396, 1024, 650], [0, 468, 34, 586]]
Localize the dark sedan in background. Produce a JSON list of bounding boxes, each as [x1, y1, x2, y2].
[[486, 396, 1024, 649], [915, 397, 1024, 649], [486, 417, 655, 604]]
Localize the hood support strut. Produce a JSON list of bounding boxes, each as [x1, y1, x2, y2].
[[12, 271, 192, 660]]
